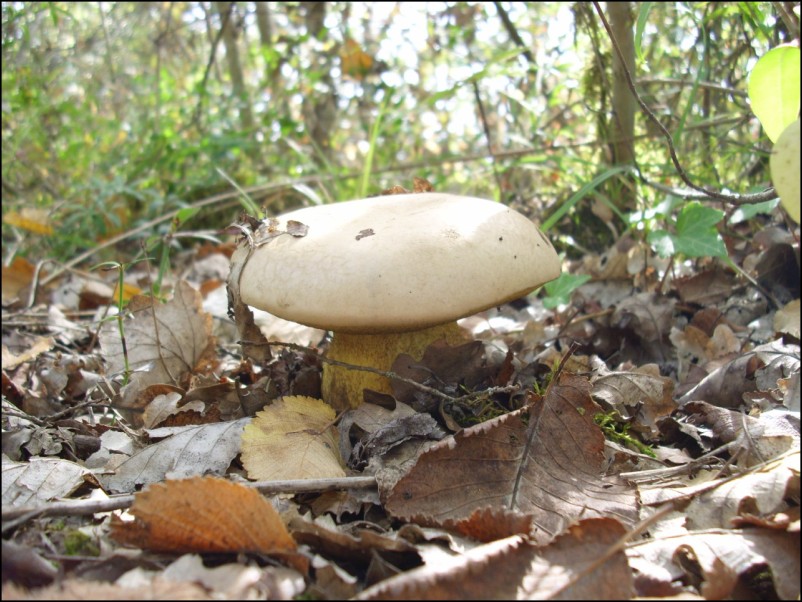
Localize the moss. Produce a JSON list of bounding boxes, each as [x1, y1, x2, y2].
[[63, 530, 100, 557]]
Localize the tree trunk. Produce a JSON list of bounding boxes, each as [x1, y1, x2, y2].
[[607, 1, 637, 209], [301, 1, 337, 162], [254, 1, 272, 45], [215, 1, 255, 134]]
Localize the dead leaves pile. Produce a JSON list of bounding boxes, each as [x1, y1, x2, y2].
[[1, 222, 800, 599]]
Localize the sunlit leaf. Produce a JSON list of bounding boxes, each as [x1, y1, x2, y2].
[[748, 45, 801, 143]]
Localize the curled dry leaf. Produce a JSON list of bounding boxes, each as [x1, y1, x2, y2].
[[111, 477, 297, 556], [241, 396, 346, 481], [627, 527, 799, 600]]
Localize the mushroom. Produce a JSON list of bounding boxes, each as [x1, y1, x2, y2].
[[230, 192, 560, 411]]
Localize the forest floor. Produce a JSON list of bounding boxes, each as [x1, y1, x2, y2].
[[1, 198, 799, 600]]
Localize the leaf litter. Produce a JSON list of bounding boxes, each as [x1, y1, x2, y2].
[[1, 222, 799, 599]]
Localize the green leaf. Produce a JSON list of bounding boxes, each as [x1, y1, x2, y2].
[[634, 3, 654, 64], [748, 46, 801, 143], [175, 206, 201, 225], [676, 202, 724, 232], [729, 198, 780, 224], [646, 203, 727, 259], [646, 230, 675, 258], [541, 273, 591, 309], [540, 165, 633, 232], [673, 202, 727, 258]]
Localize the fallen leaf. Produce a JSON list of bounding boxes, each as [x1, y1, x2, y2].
[[591, 363, 676, 436], [110, 477, 298, 556], [241, 396, 346, 481], [2, 456, 89, 508], [358, 518, 633, 600], [774, 298, 801, 339], [100, 418, 249, 494], [385, 373, 638, 542], [99, 281, 218, 427], [627, 528, 799, 600]]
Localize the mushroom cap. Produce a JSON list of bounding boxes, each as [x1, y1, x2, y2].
[[233, 193, 560, 334]]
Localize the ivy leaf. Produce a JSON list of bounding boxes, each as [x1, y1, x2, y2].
[[647, 202, 727, 259], [646, 230, 675, 258], [541, 273, 591, 309], [673, 202, 727, 258]]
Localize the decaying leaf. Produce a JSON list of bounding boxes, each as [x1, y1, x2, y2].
[[358, 518, 633, 600], [2, 456, 90, 508], [99, 281, 218, 426], [591, 363, 676, 437], [385, 373, 638, 542], [111, 477, 298, 556], [627, 526, 799, 599], [101, 418, 249, 494], [241, 396, 346, 481]]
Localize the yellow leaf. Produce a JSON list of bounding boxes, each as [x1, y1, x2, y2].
[[3, 208, 54, 236], [241, 396, 346, 481]]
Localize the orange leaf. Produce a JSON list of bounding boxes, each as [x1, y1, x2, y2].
[[111, 477, 297, 556]]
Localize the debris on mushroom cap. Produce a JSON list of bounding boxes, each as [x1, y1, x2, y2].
[[232, 193, 561, 334]]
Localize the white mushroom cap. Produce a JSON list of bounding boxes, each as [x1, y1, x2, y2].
[[233, 193, 560, 334]]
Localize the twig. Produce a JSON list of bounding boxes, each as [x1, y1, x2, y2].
[[492, 1, 536, 65], [591, 2, 777, 206], [637, 77, 748, 98], [1, 476, 377, 528], [471, 80, 505, 199], [246, 339, 521, 405]]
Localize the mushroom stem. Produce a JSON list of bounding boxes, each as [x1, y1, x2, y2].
[[322, 322, 469, 410]]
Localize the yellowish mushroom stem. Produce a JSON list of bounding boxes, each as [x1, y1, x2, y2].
[[322, 321, 469, 411]]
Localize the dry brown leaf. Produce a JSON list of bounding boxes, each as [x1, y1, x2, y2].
[[111, 477, 297, 555], [100, 418, 249, 494], [2, 456, 89, 508], [358, 518, 633, 600], [385, 373, 638, 542], [2, 580, 213, 600], [627, 528, 799, 599], [390, 340, 491, 412], [1, 337, 55, 371], [289, 515, 420, 567], [674, 268, 736, 305], [442, 506, 534, 543], [775, 298, 801, 339], [681, 401, 799, 464], [241, 396, 345, 481], [684, 450, 800, 530], [610, 292, 675, 343], [99, 281, 218, 427], [591, 363, 676, 436]]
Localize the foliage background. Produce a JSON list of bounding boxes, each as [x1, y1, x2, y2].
[[1, 1, 793, 266]]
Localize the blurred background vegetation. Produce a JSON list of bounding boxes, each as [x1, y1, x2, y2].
[[1, 2, 795, 267]]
